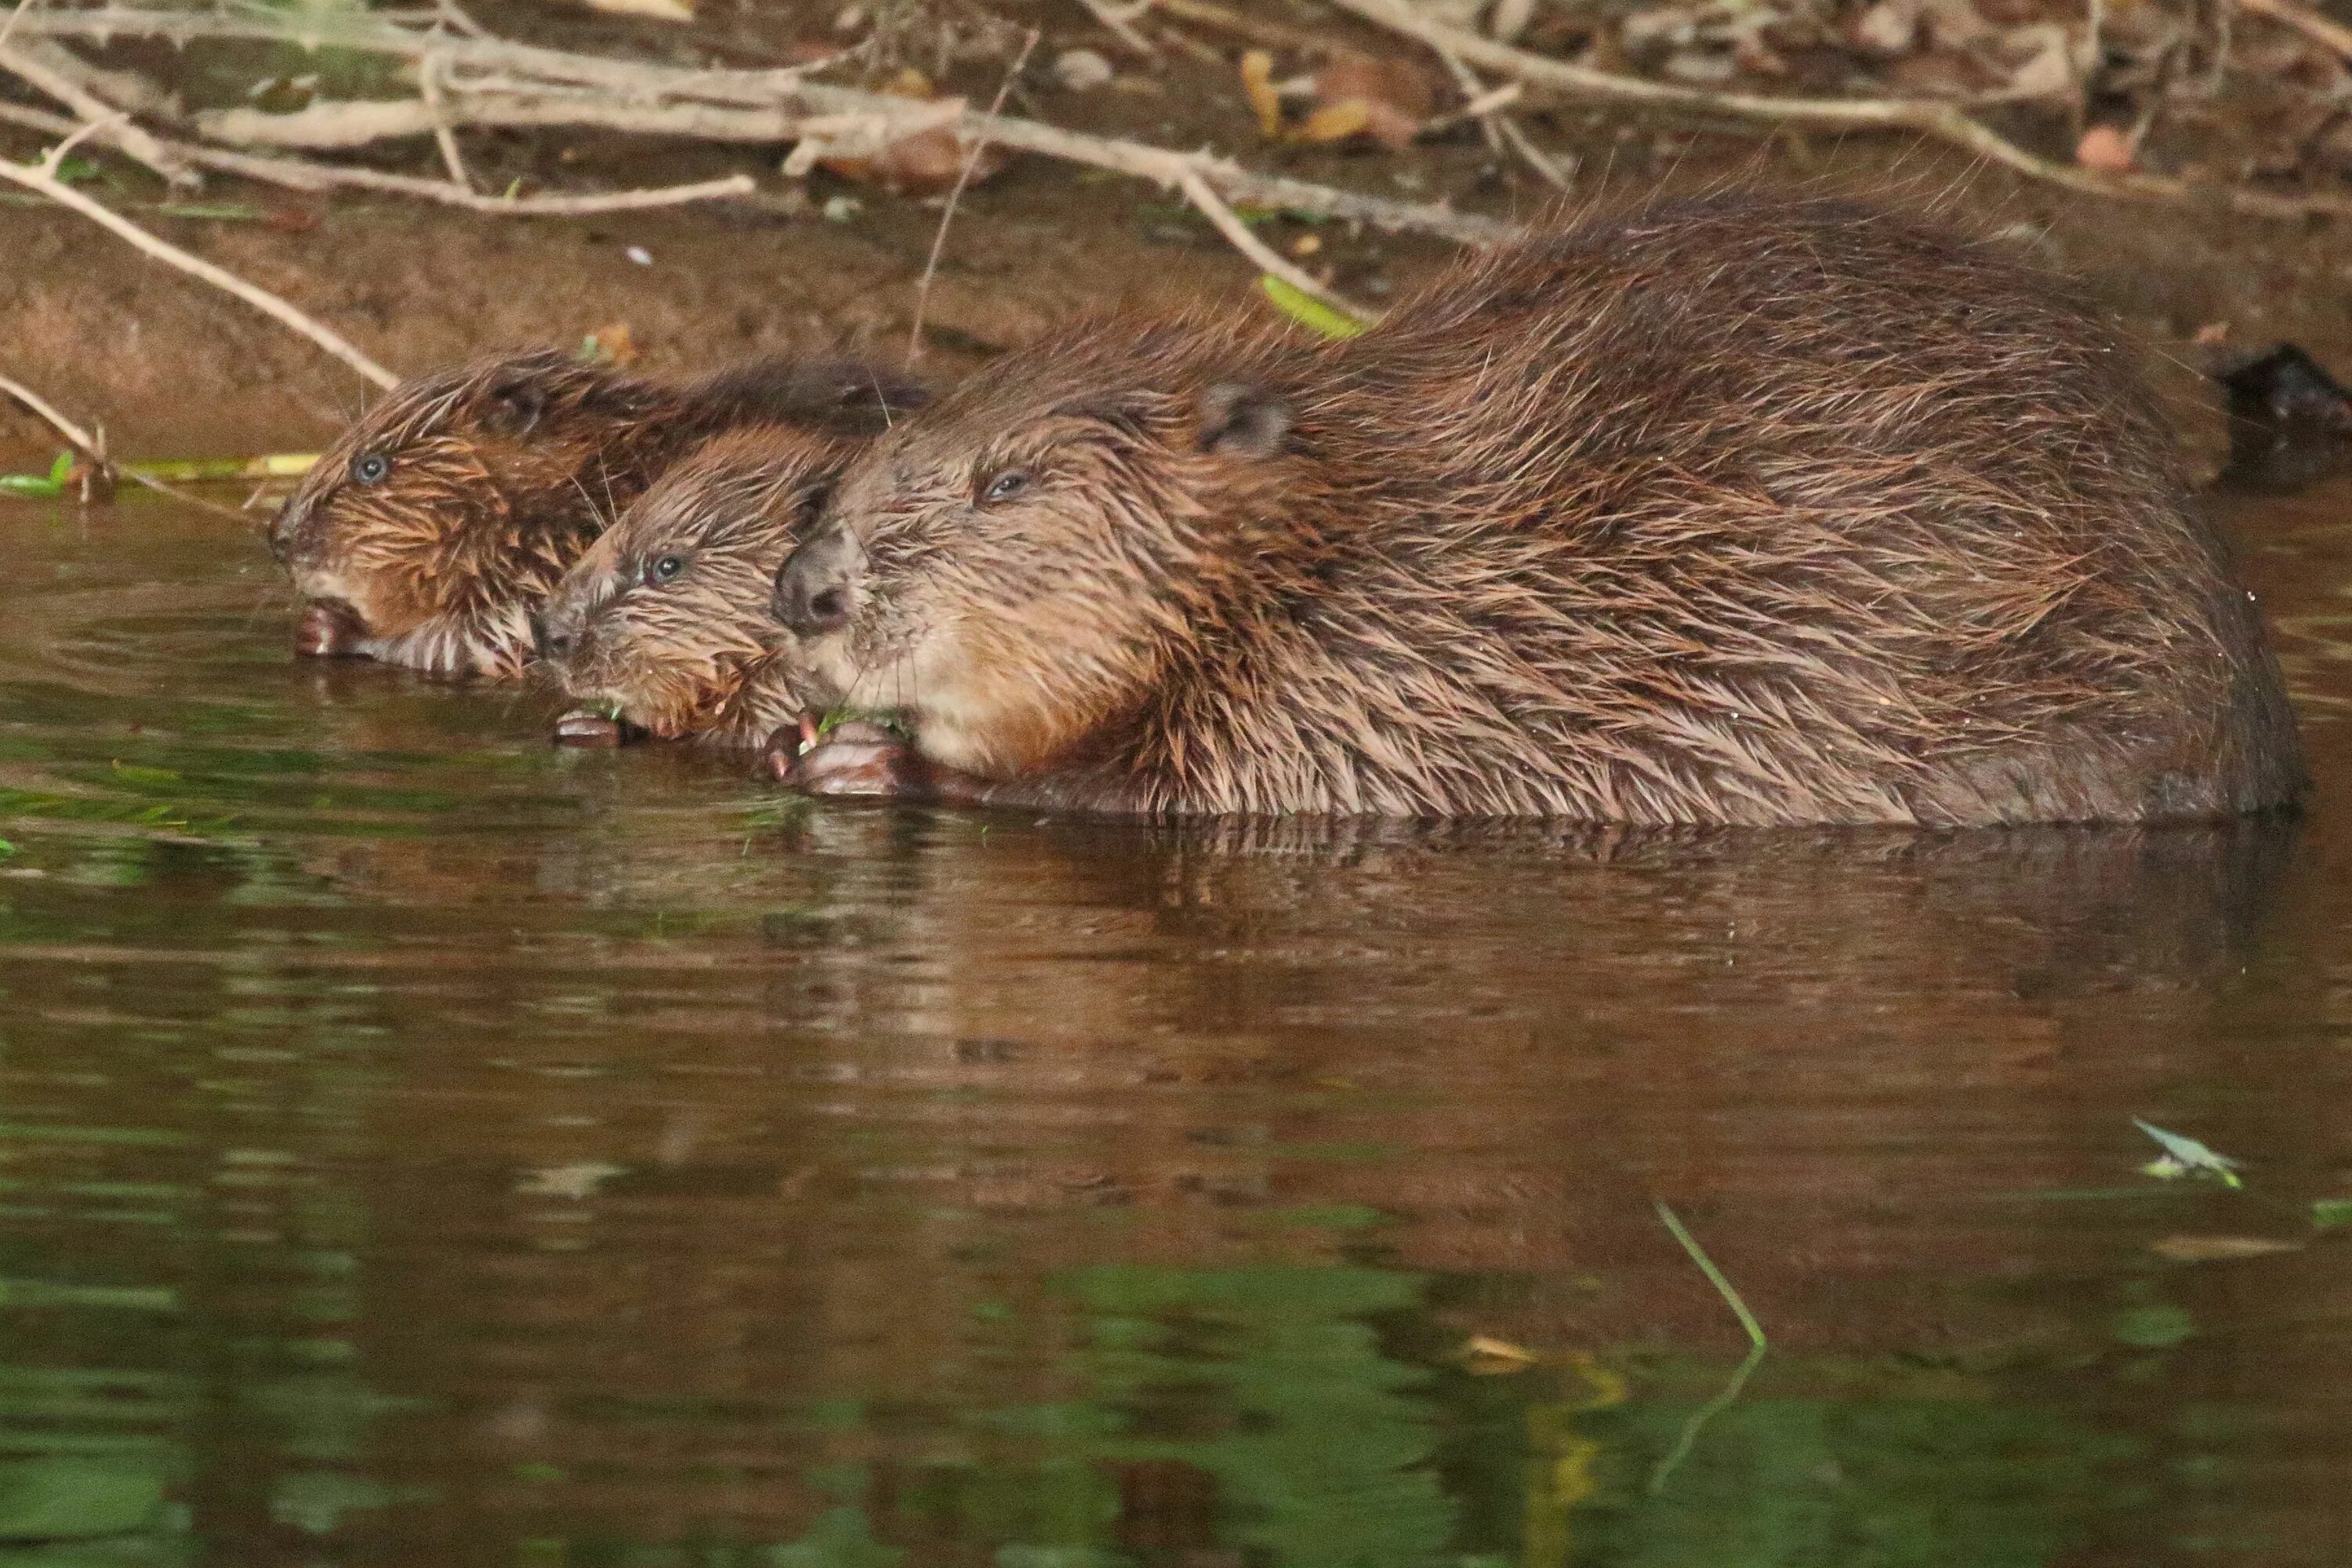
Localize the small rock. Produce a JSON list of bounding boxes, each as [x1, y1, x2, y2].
[[623, 244, 653, 266], [822, 194, 862, 222], [1054, 47, 1114, 93]]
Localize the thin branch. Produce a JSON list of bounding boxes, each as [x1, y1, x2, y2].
[[0, 149, 399, 388], [0, 368, 256, 517], [1430, 48, 1570, 191], [202, 89, 1516, 242], [1328, 0, 2352, 223], [2236, 0, 2352, 61], [0, 368, 99, 453], [1178, 167, 1378, 325], [8, 8, 1514, 243], [1076, 0, 1156, 56], [909, 28, 1040, 363], [0, 100, 756, 212], [0, 39, 197, 186], [419, 52, 475, 191]]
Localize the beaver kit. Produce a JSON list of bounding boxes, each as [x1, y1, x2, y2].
[[535, 424, 842, 748], [770, 194, 2304, 827], [268, 349, 923, 679]]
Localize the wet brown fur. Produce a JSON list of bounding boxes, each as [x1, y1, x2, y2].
[[791, 194, 2305, 826], [540, 425, 839, 745], [270, 350, 920, 677]]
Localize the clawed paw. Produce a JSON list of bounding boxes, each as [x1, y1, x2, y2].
[[767, 719, 922, 798], [294, 601, 370, 659]]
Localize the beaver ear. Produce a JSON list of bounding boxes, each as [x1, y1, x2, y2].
[[481, 376, 550, 437], [1196, 383, 1293, 460]]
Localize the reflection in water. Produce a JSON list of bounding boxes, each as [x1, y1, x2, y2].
[[1, 491, 2349, 1565]]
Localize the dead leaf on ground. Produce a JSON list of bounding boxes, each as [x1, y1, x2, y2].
[[2194, 321, 2231, 346], [1240, 50, 1283, 139], [1308, 54, 1431, 152], [582, 321, 637, 365], [818, 68, 1006, 197], [2075, 124, 2137, 172], [2149, 1233, 2303, 1262]]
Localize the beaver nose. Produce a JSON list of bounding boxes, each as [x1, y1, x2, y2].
[[533, 609, 574, 660], [774, 524, 862, 638], [266, 497, 307, 564]]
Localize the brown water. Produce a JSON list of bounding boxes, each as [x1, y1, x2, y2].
[[2, 485, 2349, 1568]]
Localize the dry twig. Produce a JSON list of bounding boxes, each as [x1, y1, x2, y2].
[[1178, 169, 1379, 324], [10, 6, 1514, 243], [0, 368, 255, 517], [1076, 0, 1156, 56], [0, 39, 196, 187], [0, 139, 399, 388], [2236, 0, 2352, 62], [909, 28, 1040, 362], [1329, 0, 2352, 222], [0, 100, 756, 212]]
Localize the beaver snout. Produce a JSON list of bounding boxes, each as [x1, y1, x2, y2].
[[773, 524, 862, 638], [267, 495, 311, 565], [532, 608, 575, 661]]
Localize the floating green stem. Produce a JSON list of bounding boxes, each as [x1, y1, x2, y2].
[[1646, 1200, 1769, 1495]]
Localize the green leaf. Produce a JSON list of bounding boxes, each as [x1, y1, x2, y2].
[[0, 837, 15, 859], [0, 1456, 166, 1540], [2314, 1198, 2352, 1230], [1259, 274, 1366, 339], [2133, 1118, 2242, 1188]]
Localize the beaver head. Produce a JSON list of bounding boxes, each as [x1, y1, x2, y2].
[[772, 325, 1301, 779], [539, 425, 840, 746], [267, 350, 688, 678]]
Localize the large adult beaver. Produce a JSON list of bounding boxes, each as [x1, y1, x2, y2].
[[770, 194, 2304, 826], [268, 349, 922, 678], [535, 425, 836, 747]]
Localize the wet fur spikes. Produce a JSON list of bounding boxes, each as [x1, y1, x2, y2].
[[796, 194, 2306, 826]]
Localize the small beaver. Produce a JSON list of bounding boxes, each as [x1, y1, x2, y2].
[[268, 350, 922, 678], [535, 424, 837, 747], [771, 195, 2304, 826]]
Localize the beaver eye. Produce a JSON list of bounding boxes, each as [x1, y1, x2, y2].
[[979, 469, 1030, 506], [350, 452, 390, 486], [644, 554, 686, 586]]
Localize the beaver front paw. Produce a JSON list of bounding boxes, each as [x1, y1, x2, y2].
[[769, 719, 923, 798], [553, 709, 631, 747], [294, 601, 369, 659]]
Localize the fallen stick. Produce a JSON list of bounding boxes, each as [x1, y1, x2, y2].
[[10, 8, 1514, 243], [198, 89, 1516, 243], [0, 142, 399, 389], [1178, 168, 1379, 325], [0, 368, 257, 517], [0, 39, 196, 187], [0, 100, 756, 213], [908, 30, 1039, 362], [2236, 0, 2352, 63], [1327, 0, 2352, 223]]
